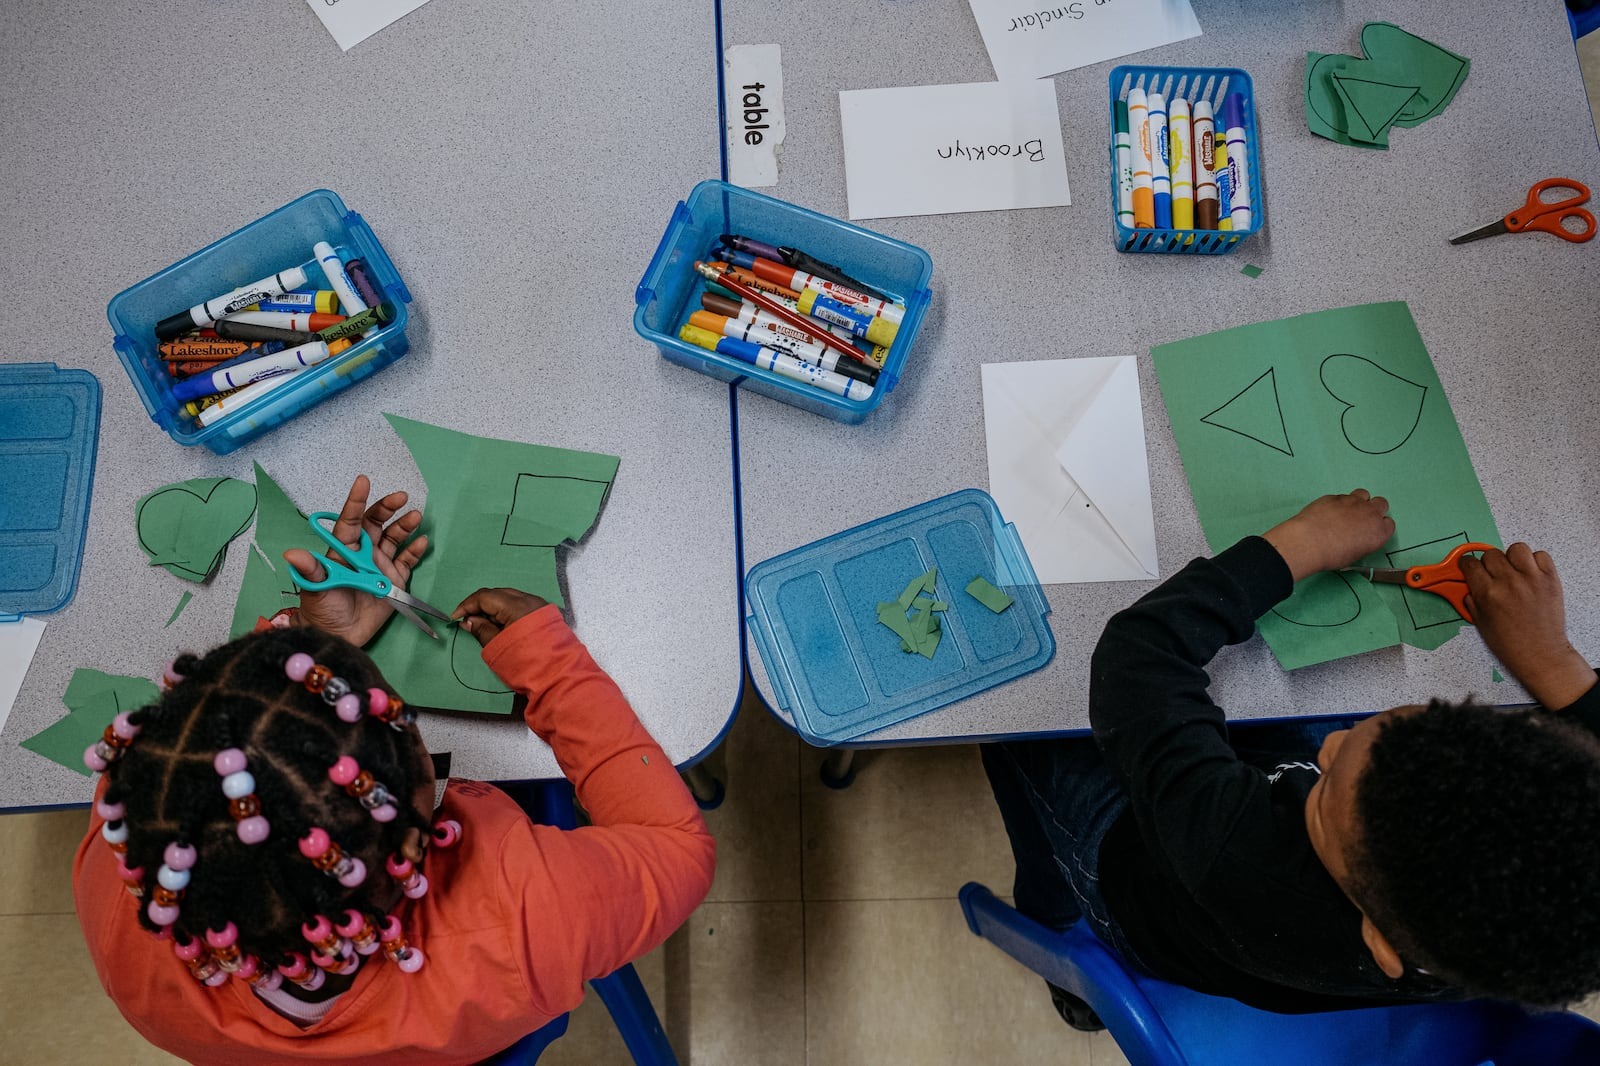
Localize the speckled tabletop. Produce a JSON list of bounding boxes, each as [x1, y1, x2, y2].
[[727, 0, 1600, 744], [0, 0, 741, 808]]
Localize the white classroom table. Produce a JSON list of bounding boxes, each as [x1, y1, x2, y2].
[[0, 0, 744, 809], [725, 0, 1600, 745]]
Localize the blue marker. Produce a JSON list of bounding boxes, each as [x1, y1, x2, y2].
[[171, 340, 332, 403], [1148, 91, 1172, 229], [678, 324, 873, 400]]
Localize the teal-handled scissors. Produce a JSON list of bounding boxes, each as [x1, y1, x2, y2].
[[288, 511, 453, 639]]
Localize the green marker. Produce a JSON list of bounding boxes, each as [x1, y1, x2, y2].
[[317, 303, 391, 344]]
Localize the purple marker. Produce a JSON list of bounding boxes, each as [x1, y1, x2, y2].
[[1221, 93, 1252, 230], [720, 233, 785, 262]]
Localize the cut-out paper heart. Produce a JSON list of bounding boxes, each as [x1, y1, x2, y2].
[[1319, 354, 1428, 455], [1271, 571, 1363, 628], [136, 477, 257, 583]]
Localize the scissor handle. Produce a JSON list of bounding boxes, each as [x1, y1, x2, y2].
[[1405, 542, 1499, 623], [1507, 179, 1596, 242], [289, 512, 394, 596]]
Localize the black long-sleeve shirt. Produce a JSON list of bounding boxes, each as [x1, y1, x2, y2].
[[1089, 536, 1600, 1013]]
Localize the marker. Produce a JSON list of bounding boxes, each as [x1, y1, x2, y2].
[[317, 304, 390, 343], [182, 384, 249, 417], [171, 340, 333, 403], [159, 338, 254, 362], [747, 257, 904, 324], [1215, 139, 1233, 232], [719, 233, 784, 262], [1192, 99, 1219, 230], [212, 318, 324, 344], [344, 260, 384, 310], [195, 374, 299, 427], [1169, 96, 1195, 230], [1114, 99, 1135, 230], [720, 235, 890, 299], [1221, 93, 1252, 231], [678, 324, 873, 401], [313, 241, 369, 317], [246, 290, 339, 314], [1147, 91, 1171, 229], [154, 266, 310, 341], [688, 310, 879, 385], [702, 260, 803, 302], [1128, 88, 1154, 228], [217, 310, 345, 333], [701, 291, 890, 367], [797, 288, 899, 348], [693, 262, 868, 365], [171, 341, 287, 379]]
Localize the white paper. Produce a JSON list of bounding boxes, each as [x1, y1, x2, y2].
[[981, 357, 1159, 584], [725, 45, 786, 188], [839, 81, 1071, 221], [305, 0, 438, 51], [967, 0, 1201, 82], [0, 617, 47, 738]]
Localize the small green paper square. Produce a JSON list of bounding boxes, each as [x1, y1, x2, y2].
[[965, 576, 1015, 613], [1240, 264, 1264, 278]]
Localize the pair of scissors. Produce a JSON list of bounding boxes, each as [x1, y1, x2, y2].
[[1341, 542, 1498, 623], [1450, 179, 1595, 245], [288, 512, 454, 640]]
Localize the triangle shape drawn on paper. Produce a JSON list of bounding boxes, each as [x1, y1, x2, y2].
[[1333, 75, 1419, 142], [1200, 367, 1293, 457]]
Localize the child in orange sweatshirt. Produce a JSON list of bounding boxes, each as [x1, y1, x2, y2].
[[73, 477, 715, 1064]]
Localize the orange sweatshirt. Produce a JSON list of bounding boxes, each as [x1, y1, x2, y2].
[[73, 606, 715, 1064]]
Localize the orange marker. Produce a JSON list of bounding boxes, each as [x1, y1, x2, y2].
[[1129, 87, 1155, 229]]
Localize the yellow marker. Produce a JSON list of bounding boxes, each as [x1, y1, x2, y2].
[[244, 290, 341, 313], [796, 288, 897, 348], [1169, 97, 1195, 229]]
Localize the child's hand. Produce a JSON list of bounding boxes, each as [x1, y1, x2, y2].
[[453, 587, 551, 646], [284, 475, 428, 647], [1262, 490, 1395, 582], [1462, 544, 1595, 709]]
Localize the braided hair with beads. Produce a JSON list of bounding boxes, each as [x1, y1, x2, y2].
[[91, 624, 449, 985]]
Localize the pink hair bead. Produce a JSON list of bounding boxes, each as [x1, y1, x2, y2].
[[278, 952, 326, 992], [95, 799, 124, 821], [148, 901, 181, 926], [285, 652, 314, 682], [385, 854, 428, 899], [205, 923, 238, 949], [379, 915, 425, 973], [236, 955, 282, 990], [205, 969, 229, 987], [164, 842, 197, 870], [303, 915, 334, 943], [111, 712, 140, 741], [366, 688, 388, 718], [174, 938, 204, 962], [372, 804, 397, 823], [339, 856, 368, 888], [83, 746, 108, 773], [213, 748, 247, 776], [432, 819, 462, 848], [162, 660, 185, 688], [337, 910, 382, 956], [236, 816, 271, 845], [335, 693, 363, 723], [299, 827, 331, 859], [328, 756, 360, 786]]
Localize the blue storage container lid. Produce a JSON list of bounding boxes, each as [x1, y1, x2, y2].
[[0, 363, 101, 617], [745, 488, 1054, 744]]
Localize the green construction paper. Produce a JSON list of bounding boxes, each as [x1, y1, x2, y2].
[[966, 576, 1015, 613], [229, 466, 325, 639], [878, 569, 948, 658], [21, 669, 160, 776], [136, 477, 257, 583], [1306, 24, 1469, 148], [1151, 301, 1500, 670], [1240, 264, 1264, 279], [165, 591, 194, 628], [897, 567, 938, 610], [362, 415, 620, 714], [1493, 668, 1505, 683]]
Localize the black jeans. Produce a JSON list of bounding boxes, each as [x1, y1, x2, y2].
[[980, 737, 1147, 970]]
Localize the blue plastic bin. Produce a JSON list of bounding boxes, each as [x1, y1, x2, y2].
[[634, 180, 933, 423], [107, 190, 413, 454], [1109, 66, 1265, 254], [744, 489, 1054, 743]]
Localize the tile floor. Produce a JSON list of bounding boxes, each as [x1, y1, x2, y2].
[[5, 28, 1600, 1066]]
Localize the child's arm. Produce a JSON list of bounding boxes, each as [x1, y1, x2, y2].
[[1461, 544, 1596, 711], [1089, 491, 1394, 872], [458, 590, 715, 1008]]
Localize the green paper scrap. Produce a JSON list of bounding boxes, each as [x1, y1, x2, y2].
[[1492, 668, 1505, 683], [1240, 264, 1264, 279], [165, 591, 194, 628], [965, 576, 1015, 613], [877, 569, 948, 659], [362, 415, 619, 714], [1151, 301, 1500, 671], [1305, 24, 1469, 149], [136, 477, 257, 583], [21, 669, 160, 776], [229, 466, 326, 639]]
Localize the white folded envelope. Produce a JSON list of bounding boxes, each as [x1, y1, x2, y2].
[[981, 356, 1159, 584]]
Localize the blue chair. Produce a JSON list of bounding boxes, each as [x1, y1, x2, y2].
[[479, 779, 678, 1066], [959, 884, 1600, 1066]]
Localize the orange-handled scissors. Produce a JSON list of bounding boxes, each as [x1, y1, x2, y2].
[[1341, 542, 1498, 623], [1450, 179, 1595, 244]]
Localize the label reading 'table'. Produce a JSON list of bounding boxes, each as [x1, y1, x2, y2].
[[724, 44, 785, 189]]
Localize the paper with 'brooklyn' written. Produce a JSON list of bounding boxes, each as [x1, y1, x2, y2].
[[839, 81, 1071, 220], [968, 0, 1202, 82]]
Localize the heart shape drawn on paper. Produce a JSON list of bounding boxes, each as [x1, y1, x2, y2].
[[1271, 571, 1363, 628], [1319, 354, 1428, 455], [136, 477, 258, 583]]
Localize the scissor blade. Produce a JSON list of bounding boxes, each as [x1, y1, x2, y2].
[[391, 600, 440, 640], [1449, 219, 1508, 245], [387, 586, 455, 622], [1340, 566, 1408, 585]]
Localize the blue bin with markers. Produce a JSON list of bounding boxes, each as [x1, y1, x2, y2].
[[634, 180, 934, 423], [1108, 65, 1265, 254], [107, 189, 413, 454], [744, 489, 1055, 744]]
